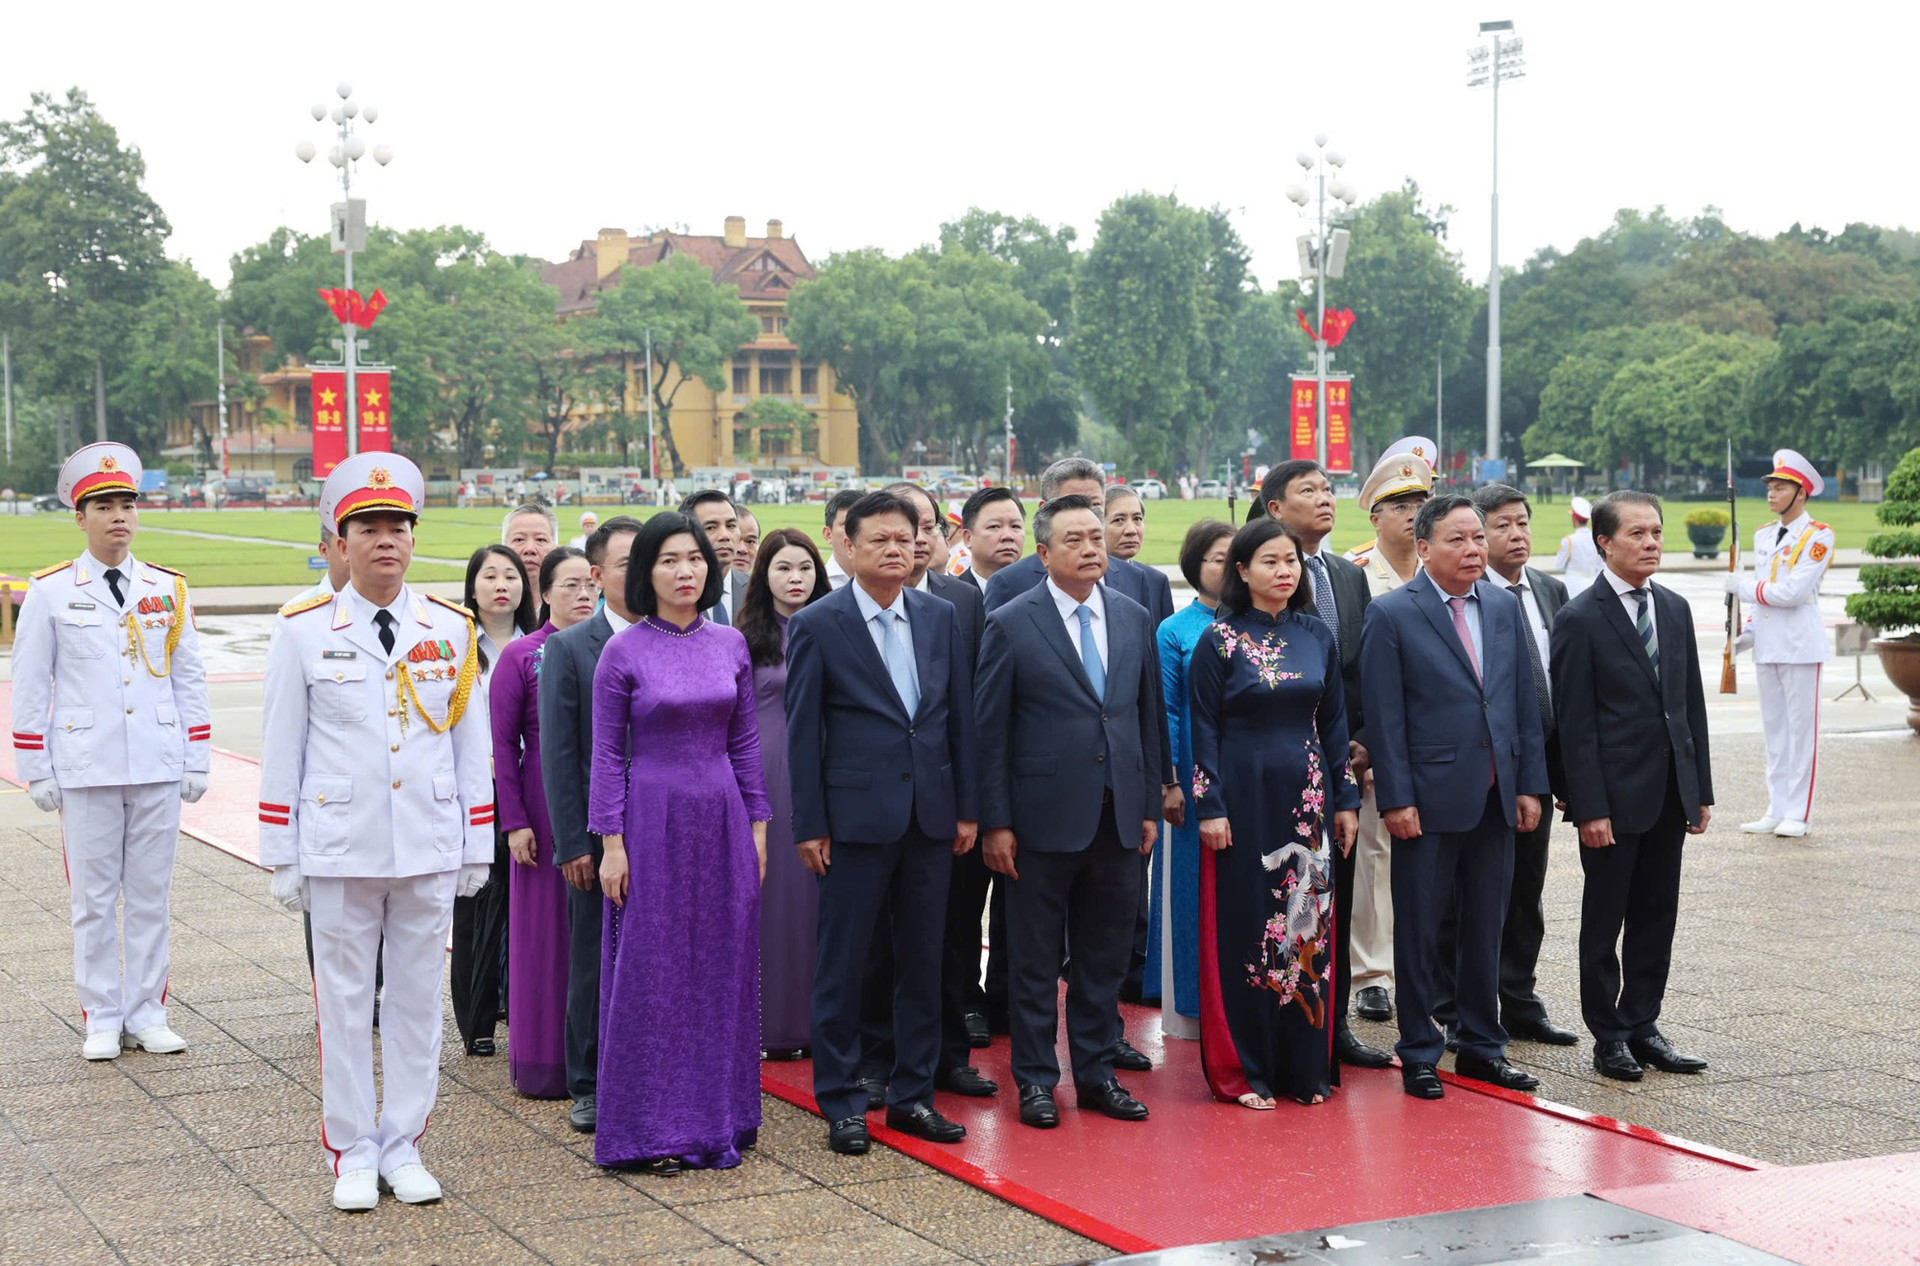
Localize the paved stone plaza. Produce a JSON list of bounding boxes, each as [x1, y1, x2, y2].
[[2, 580, 1917, 1264]]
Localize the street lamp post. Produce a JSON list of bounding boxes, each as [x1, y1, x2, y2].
[[1469, 20, 1525, 467], [1287, 136, 1357, 470], [295, 82, 393, 458]]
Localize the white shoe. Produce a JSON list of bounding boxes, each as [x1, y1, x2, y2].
[[1773, 820, 1808, 838], [380, 1163, 442, 1204], [332, 1169, 379, 1212], [1739, 817, 1780, 834], [122, 1024, 188, 1054], [82, 1032, 121, 1061]]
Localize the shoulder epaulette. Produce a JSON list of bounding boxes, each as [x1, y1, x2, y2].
[[427, 593, 474, 620], [279, 592, 335, 618], [1809, 521, 1831, 533], [31, 560, 73, 580], [147, 562, 184, 577]]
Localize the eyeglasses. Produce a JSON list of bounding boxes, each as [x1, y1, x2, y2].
[[550, 580, 598, 596]]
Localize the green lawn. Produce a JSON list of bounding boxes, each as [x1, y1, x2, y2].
[[0, 496, 1882, 588]]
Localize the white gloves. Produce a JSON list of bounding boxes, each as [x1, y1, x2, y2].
[[455, 864, 492, 899], [1722, 572, 1743, 595], [27, 779, 62, 813], [181, 773, 208, 804], [269, 864, 308, 912]]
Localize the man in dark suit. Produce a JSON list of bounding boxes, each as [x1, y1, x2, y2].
[[1550, 491, 1713, 1082], [1433, 486, 1581, 1048], [958, 486, 1026, 595], [977, 495, 1164, 1128], [787, 491, 979, 1156], [681, 489, 747, 621], [854, 484, 993, 1100], [981, 460, 1175, 1071], [536, 515, 642, 1134], [1261, 459, 1392, 1071], [1360, 494, 1551, 1099]]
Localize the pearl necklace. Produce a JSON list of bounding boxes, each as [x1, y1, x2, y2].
[[641, 615, 704, 638]]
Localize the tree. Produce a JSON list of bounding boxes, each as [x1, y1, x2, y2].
[[0, 89, 171, 446], [1217, 290, 1309, 474], [1073, 193, 1218, 472], [1747, 296, 1920, 470], [1526, 323, 1702, 473], [1332, 182, 1475, 462], [938, 209, 1079, 344], [590, 255, 757, 478], [788, 248, 925, 473], [114, 261, 221, 460]]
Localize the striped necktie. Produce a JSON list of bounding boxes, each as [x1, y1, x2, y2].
[[1630, 587, 1659, 680], [1306, 554, 1339, 654]]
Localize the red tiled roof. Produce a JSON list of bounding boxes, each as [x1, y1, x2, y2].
[[540, 229, 815, 315]]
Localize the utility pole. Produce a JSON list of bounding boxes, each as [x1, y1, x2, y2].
[[1469, 20, 1525, 468], [94, 360, 108, 443], [3, 331, 12, 466], [1004, 367, 1014, 485], [1435, 352, 1444, 485], [216, 320, 229, 480], [645, 330, 657, 483]]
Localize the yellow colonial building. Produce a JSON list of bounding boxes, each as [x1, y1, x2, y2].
[[169, 334, 317, 482], [541, 217, 858, 473]]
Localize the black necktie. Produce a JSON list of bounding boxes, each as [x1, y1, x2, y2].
[[104, 568, 125, 607], [375, 609, 396, 656], [1776, 524, 1788, 546], [1506, 583, 1554, 734]]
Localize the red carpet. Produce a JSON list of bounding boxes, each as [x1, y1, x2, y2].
[[761, 1006, 1757, 1255]]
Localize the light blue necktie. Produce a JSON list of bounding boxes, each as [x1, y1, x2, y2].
[[1306, 554, 1340, 654], [876, 607, 919, 717], [1076, 604, 1106, 699]]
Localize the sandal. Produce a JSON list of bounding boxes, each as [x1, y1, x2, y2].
[[1236, 1092, 1276, 1111]]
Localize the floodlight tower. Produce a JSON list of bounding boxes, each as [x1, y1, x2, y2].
[[1286, 136, 1357, 470], [1469, 20, 1525, 467]]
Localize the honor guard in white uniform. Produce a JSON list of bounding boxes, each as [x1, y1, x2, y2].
[[10, 443, 210, 1061], [1727, 449, 1835, 838], [1553, 497, 1603, 595], [259, 452, 494, 1212], [1345, 435, 1436, 565], [1344, 452, 1433, 1023]]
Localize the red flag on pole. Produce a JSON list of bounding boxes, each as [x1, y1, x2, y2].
[[357, 371, 391, 453], [311, 371, 347, 476]]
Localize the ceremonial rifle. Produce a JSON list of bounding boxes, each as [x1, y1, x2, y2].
[[1721, 437, 1740, 694]]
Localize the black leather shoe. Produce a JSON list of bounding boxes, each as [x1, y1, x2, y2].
[[858, 1076, 887, 1111], [885, 1103, 966, 1143], [1075, 1080, 1149, 1121], [569, 1094, 597, 1133], [964, 1011, 991, 1049], [1111, 1038, 1152, 1072], [828, 1116, 870, 1154], [938, 1066, 998, 1097], [1355, 986, 1392, 1022], [1335, 1029, 1393, 1069], [1593, 1041, 1644, 1081], [1018, 1085, 1058, 1129], [1509, 1017, 1580, 1047], [1454, 1053, 1540, 1092], [1630, 1033, 1708, 1074], [464, 1037, 495, 1057], [1443, 1028, 1461, 1054], [1402, 1062, 1444, 1099]]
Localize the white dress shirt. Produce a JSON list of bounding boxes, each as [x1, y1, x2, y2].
[[601, 604, 633, 636], [1431, 577, 1484, 669], [1601, 565, 1658, 659], [825, 556, 851, 591], [1045, 577, 1108, 671]]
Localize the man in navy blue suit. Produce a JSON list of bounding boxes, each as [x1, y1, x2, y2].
[[1359, 493, 1550, 1100], [786, 491, 979, 1156], [977, 495, 1165, 1129]]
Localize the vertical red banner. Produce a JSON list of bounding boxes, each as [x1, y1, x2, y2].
[[310, 370, 346, 477], [1325, 377, 1353, 474], [1290, 377, 1317, 461], [358, 371, 392, 454]]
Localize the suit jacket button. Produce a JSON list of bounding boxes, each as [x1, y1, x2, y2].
[[1096, 752, 1107, 762], [1480, 739, 1489, 747], [1101, 712, 1109, 721], [900, 772, 910, 782], [908, 727, 915, 738]]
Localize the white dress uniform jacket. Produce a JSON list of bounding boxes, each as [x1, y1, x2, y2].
[[11, 552, 211, 787], [259, 584, 494, 879], [1736, 513, 1835, 664], [1554, 528, 1603, 595]]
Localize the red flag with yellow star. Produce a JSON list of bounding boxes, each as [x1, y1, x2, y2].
[[358, 371, 392, 454], [311, 371, 347, 476]]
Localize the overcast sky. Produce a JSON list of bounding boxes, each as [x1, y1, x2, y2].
[[5, 0, 1914, 297]]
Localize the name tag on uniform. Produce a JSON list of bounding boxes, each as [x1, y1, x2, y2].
[[323, 650, 358, 660], [68, 601, 96, 610]]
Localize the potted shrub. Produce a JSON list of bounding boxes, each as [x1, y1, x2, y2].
[[1846, 447, 1920, 732], [1684, 507, 1731, 559]]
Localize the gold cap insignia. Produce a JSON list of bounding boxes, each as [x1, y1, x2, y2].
[[1400, 463, 1414, 478], [367, 466, 393, 490], [99, 455, 120, 472]]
